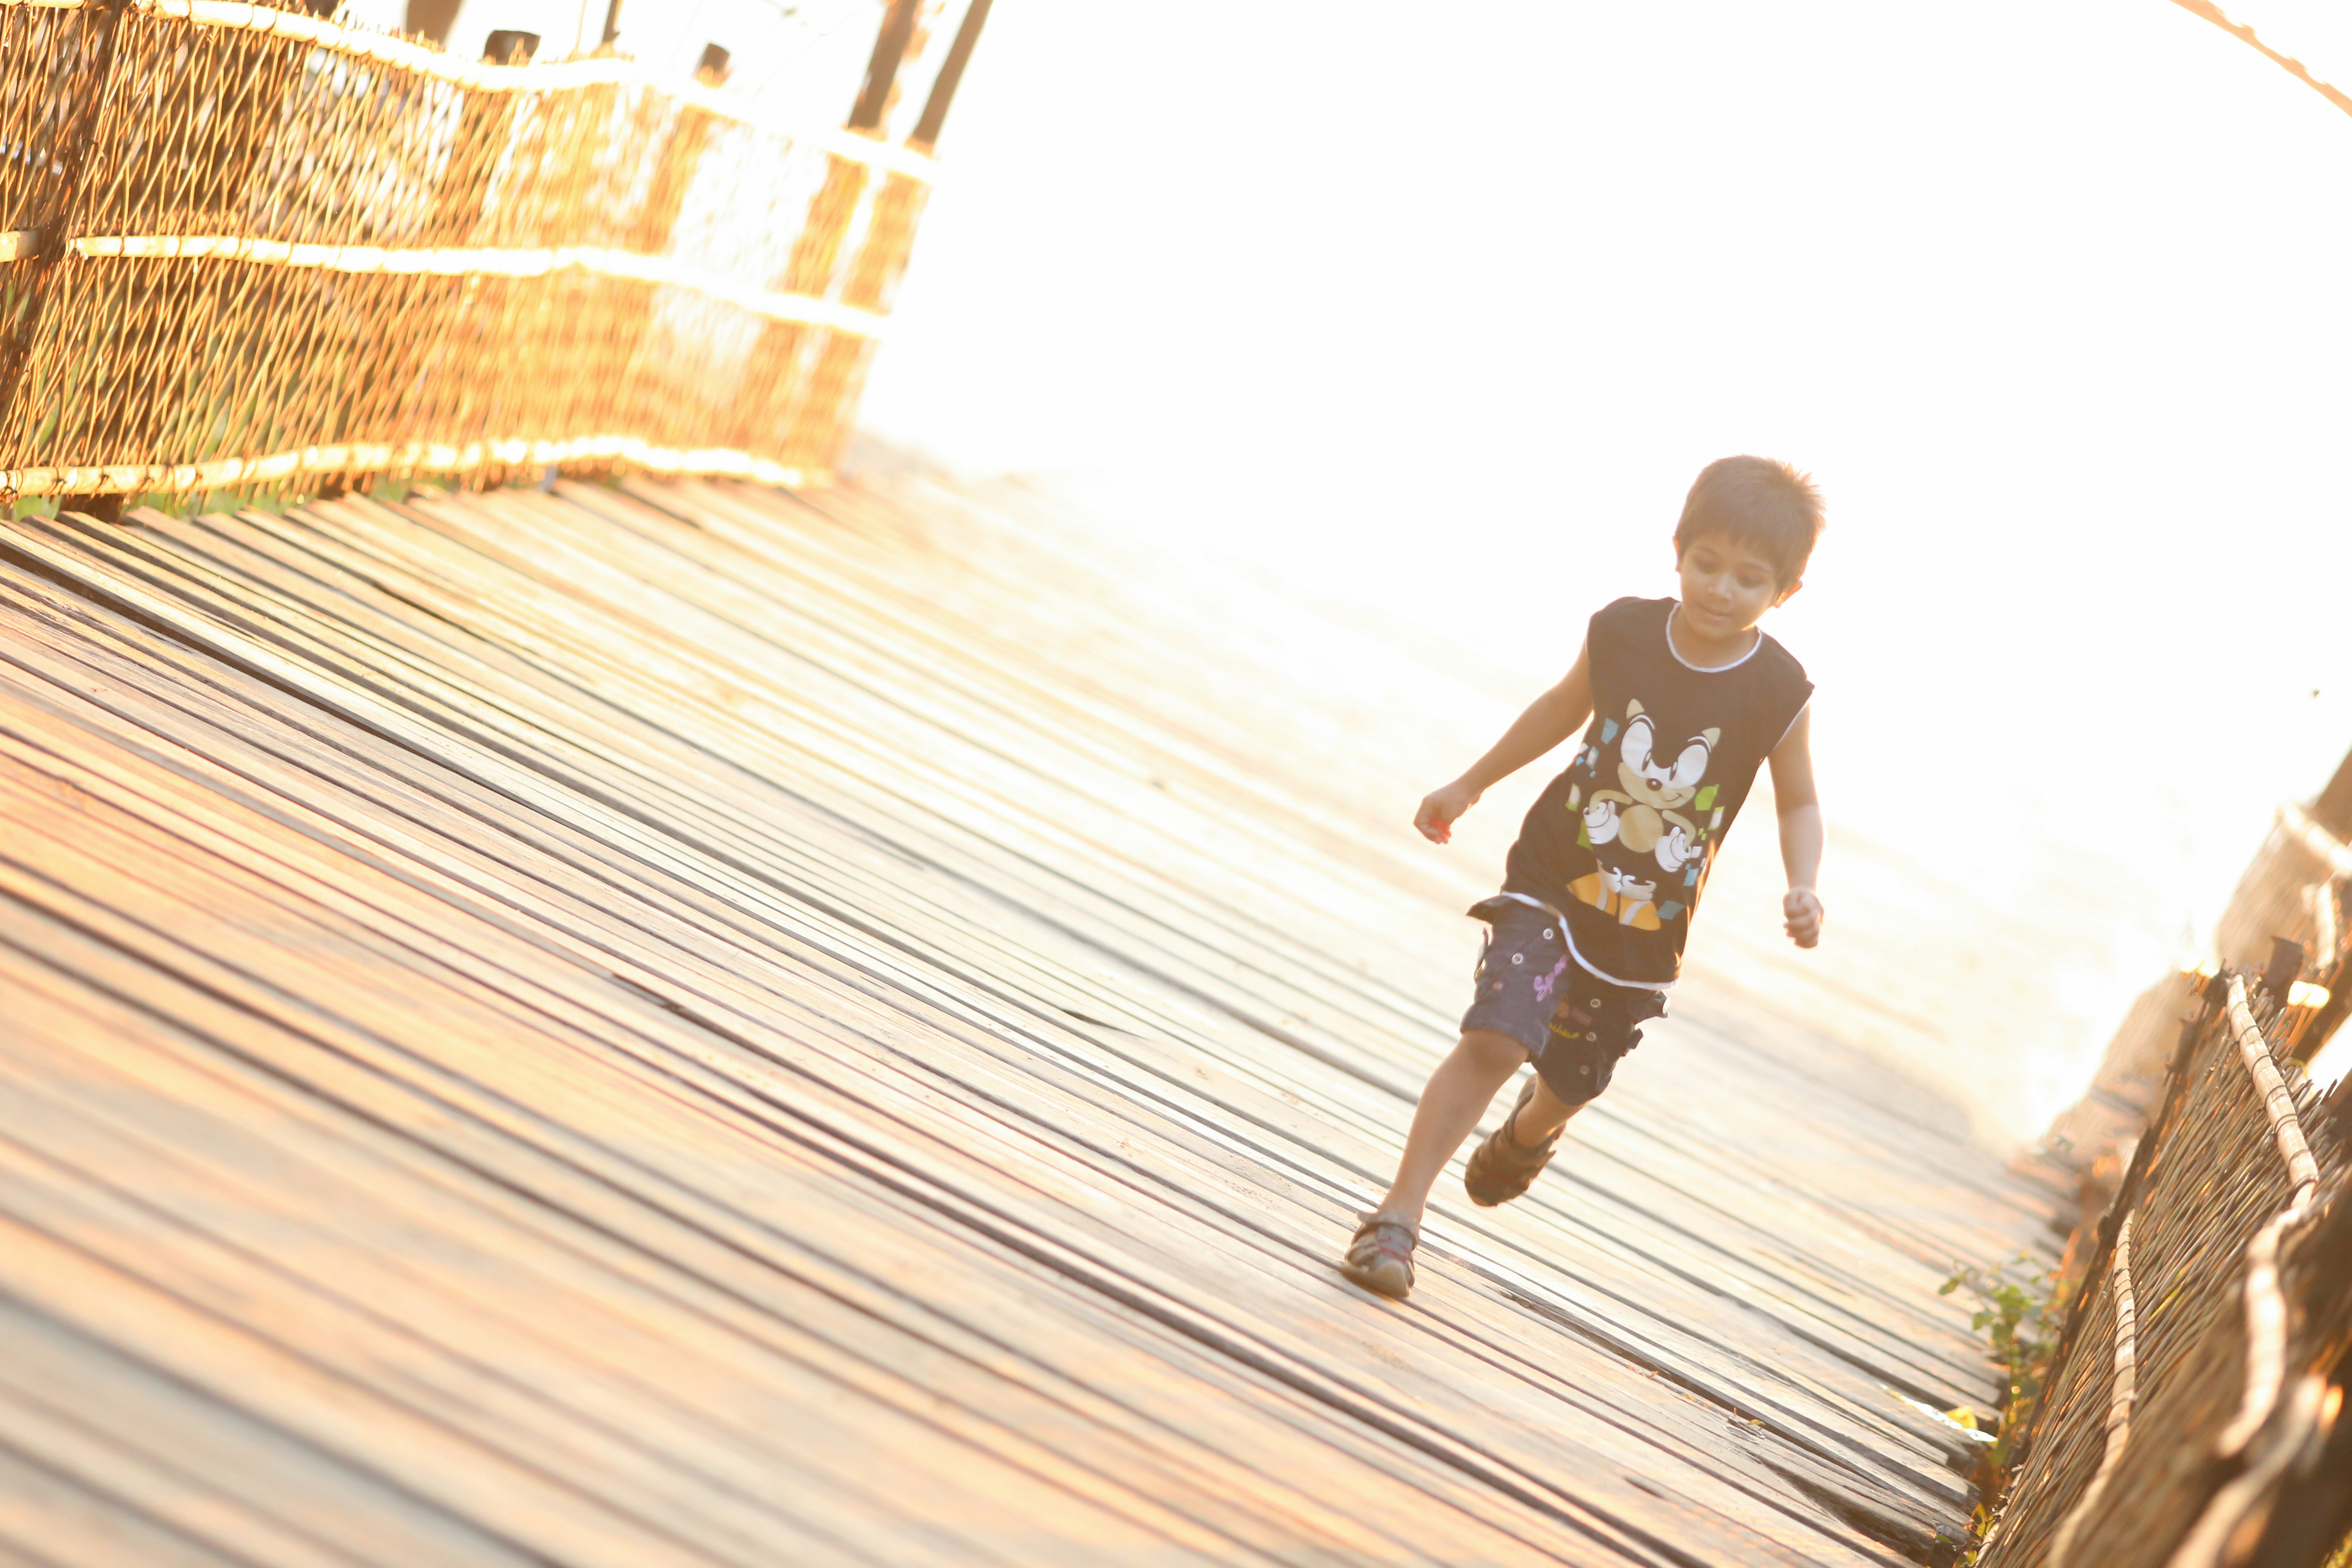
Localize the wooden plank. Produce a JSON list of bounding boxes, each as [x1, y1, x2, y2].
[[0, 474, 2065, 1565], [0, 714, 1864, 1564], [4, 510, 1966, 1514], [0, 909, 1575, 1566], [142, 510, 2022, 1401], [0, 1438, 251, 1568], [0, 540, 1985, 1476], [0, 747, 1731, 1561], [0, 1299, 536, 1568]]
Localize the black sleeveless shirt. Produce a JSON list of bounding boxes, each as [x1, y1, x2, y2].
[[1502, 597, 1812, 988]]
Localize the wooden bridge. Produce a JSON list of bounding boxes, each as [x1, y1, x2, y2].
[[0, 475, 2063, 1565]]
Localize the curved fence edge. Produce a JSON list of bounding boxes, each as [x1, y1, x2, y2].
[[2046, 1211, 2135, 1568]]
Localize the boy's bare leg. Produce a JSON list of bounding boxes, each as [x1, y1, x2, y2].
[[1511, 1073, 1585, 1145], [1372, 1029, 1587, 1228]]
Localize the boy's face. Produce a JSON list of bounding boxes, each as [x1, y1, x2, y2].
[[1674, 533, 1801, 638]]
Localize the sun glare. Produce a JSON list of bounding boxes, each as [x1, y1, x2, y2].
[[863, 0, 2352, 1135]]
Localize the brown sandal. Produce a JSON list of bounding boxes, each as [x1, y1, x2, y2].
[[1464, 1078, 1559, 1207], [1340, 1212, 1419, 1299]]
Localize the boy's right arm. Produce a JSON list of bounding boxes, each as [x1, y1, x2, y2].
[[1415, 643, 1595, 843]]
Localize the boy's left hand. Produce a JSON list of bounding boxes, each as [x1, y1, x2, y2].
[[1782, 887, 1823, 949]]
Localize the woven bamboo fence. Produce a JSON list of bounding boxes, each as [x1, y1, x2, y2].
[[1979, 968, 2349, 1568], [0, 0, 939, 503]]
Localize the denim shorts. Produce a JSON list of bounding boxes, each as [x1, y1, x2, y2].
[[1459, 896, 1667, 1107]]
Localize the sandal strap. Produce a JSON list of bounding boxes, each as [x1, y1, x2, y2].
[[1345, 1213, 1419, 1287], [1496, 1079, 1559, 1158], [1351, 1210, 1419, 1247]]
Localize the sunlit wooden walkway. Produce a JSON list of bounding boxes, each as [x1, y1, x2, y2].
[[0, 475, 2059, 1565]]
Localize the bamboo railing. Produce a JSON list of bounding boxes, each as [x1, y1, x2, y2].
[[1984, 760, 2352, 1564], [1983, 980, 2349, 1565], [0, 0, 938, 503]]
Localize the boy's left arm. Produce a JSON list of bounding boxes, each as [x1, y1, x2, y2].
[[1767, 707, 1824, 949]]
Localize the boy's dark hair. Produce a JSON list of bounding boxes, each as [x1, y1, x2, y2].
[[1672, 456, 1823, 587]]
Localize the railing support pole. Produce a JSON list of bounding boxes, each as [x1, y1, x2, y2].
[[912, 0, 994, 151], [9, 0, 129, 518], [848, 0, 920, 132]]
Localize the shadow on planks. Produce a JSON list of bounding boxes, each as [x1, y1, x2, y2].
[[0, 475, 2066, 1566]]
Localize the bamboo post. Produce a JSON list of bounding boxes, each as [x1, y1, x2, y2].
[[848, 0, 920, 132], [910, 0, 994, 152], [404, 0, 462, 44], [726, 0, 934, 464], [16, 0, 130, 514], [806, 0, 995, 470]]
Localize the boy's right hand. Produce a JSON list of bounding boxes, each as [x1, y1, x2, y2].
[[1415, 780, 1479, 843], [1782, 886, 1824, 948]]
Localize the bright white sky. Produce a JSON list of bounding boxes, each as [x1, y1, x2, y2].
[[874, 0, 2352, 1130], [347, 0, 2352, 1129]]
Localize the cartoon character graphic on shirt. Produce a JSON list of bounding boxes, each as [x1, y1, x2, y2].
[[1565, 699, 1724, 928]]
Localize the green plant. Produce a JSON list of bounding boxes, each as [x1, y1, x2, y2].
[[1941, 1251, 2070, 1554], [1941, 1252, 2064, 1467]]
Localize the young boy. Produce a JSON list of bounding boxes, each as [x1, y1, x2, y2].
[[1341, 455, 1825, 1300]]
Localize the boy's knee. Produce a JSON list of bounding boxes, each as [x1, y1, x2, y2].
[[1458, 1028, 1531, 1075]]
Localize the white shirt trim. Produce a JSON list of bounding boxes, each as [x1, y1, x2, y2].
[[1491, 892, 1675, 992], [1664, 601, 1762, 672]]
